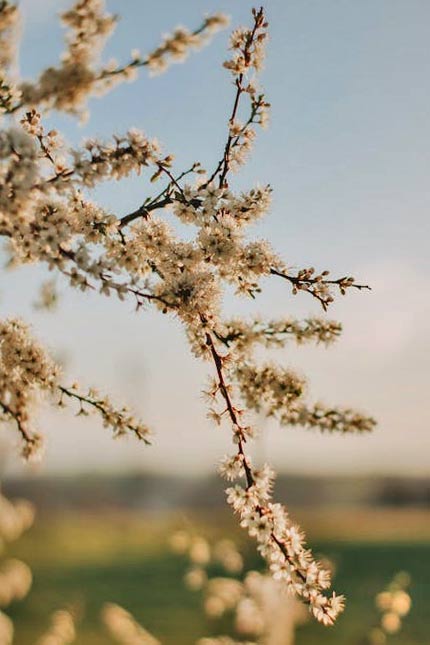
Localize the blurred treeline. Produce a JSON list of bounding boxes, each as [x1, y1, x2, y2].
[[3, 473, 429, 513]]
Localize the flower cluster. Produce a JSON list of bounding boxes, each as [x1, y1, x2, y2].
[[173, 184, 272, 226], [218, 9, 270, 175], [19, 0, 115, 116], [0, 610, 12, 645], [369, 572, 412, 644], [221, 457, 345, 625], [0, 77, 20, 114], [0, 318, 60, 460], [216, 316, 342, 354], [235, 363, 306, 416], [170, 531, 243, 595], [36, 610, 76, 645], [224, 12, 267, 76], [234, 363, 375, 434], [145, 14, 230, 75], [165, 183, 279, 301], [33, 279, 59, 311], [0, 0, 18, 70], [16, 0, 228, 118], [0, 558, 32, 608], [282, 401, 376, 435], [0, 490, 35, 544], [70, 130, 164, 186], [171, 529, 308, 645], [101, 602, 160, 645], [0, 0, 21, 115], [0, 128, 39, 220], [0, 485, 34, 642], [62, 0, 116, 64]]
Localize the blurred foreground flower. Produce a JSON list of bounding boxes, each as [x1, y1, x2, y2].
[[363, 572, 412, 645]]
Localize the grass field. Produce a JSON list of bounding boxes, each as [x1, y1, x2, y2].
[[5, 508, 430, 644]]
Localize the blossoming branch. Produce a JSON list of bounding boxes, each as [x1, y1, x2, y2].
[[0, 0, 376, 625]]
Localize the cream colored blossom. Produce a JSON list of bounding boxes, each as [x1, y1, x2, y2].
[[0, 558, 32, 606], [0, 610, 13, 644], [222, 456, 345, 624], [369, 572, 412, 642], [36, 609, 76, 645], [146, 14, 229, 75], [17, 1, 227, 117], [101, 603, 160, 645], [0, 0, 19, 71]]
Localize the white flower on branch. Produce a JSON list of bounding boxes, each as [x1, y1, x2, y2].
[[0, 0, 19, 71], [146, 13, 229, 75], [15, 0, 228, 118], [223, 456, 346, 625], [217, 316, 342, 354]]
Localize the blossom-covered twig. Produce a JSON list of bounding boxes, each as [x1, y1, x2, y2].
[[11, 0, 228, 118], [215, 316, 342, 352], [0, 0, 21, 117], [271, 267, 371, 311], [0, 317, 151, 458], [234, 364, 375, 435], [207, 8, 269, 188], [0, 318, 59, 460], [205, 332, 346, 625], [58, 384, 151, 443], [0, 0, 19, 71]]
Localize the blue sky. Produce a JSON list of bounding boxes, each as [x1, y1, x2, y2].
[[2, 0, 429, 477]]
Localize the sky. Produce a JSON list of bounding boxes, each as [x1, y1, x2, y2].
[[1, 0, 429, 478]]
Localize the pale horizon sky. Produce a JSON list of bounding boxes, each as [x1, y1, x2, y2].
[[1, 0, 429, 479]]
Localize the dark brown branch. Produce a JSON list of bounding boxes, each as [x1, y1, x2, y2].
[[118, 163, 199, 228], [0, 400, 34, 445], [118, 196, 172, 228], [58, 385, 151, 444], [58, 247, 169, 309]]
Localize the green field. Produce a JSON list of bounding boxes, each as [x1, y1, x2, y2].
[[5, 509, 430, 644]]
